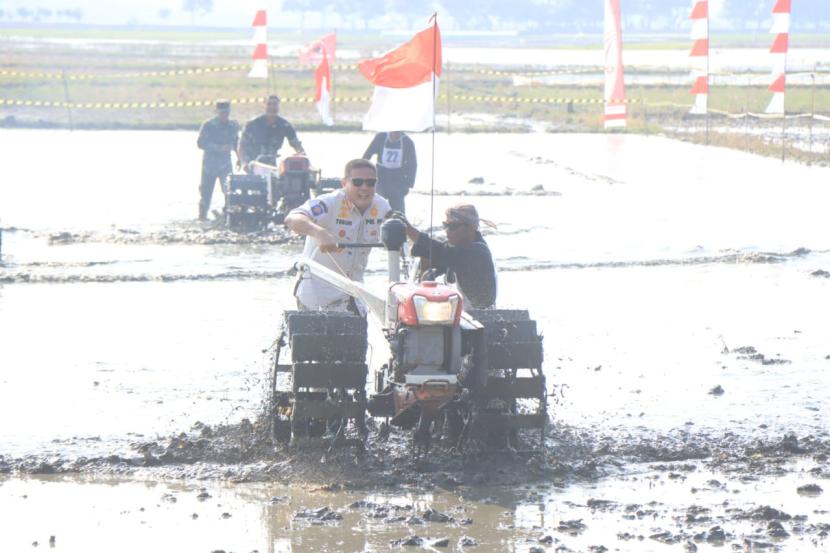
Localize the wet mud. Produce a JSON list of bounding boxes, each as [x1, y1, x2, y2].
[[3, 415, 829, 551], [46, 225, 296, 247], [500, 247, 817, 273], [0, 268, 293, 284]]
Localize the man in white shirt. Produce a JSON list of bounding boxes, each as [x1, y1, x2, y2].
[[285, 158, 391, 311]]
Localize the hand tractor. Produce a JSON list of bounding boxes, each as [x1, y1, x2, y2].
[[223, 154, 340, 231], [270, 219, 547, 452]]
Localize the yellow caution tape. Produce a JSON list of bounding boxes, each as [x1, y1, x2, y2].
[[450, 95, 635, 105], [0, 65, 253, 81], [0, 63, 361, 81], [0, 95, 636, 109], [0, 96, 369, 109], [460, 67, 604, 78], [7, 96, 826, 120], [0, 63, 617, 81], [2, 59, 826, 82]]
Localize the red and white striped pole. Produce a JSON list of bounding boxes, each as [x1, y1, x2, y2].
[[766, 0, 791, 114], [689, 0, 709, 115], [248, 9, 268, 79], [603, 0, 626, 129]]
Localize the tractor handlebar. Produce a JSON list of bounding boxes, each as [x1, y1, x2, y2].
[[335, 242, 384, 249]]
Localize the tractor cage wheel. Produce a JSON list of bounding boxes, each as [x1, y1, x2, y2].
[[270, 310, 370, 449]]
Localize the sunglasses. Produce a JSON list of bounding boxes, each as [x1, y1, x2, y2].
[[442, 221, 467, 231], [351, 178, 377, 187]]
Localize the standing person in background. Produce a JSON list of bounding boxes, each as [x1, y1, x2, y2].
[[196, 100, 239, 221], [238, 94, 305, 171], [362, 131, 417, 214]]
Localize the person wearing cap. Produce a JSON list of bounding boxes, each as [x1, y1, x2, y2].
[[396, 204, 497, 309], [362, 131, 417, 214], [285, 158, 391, 312], [238, 94, 305, 171], [196, 100, 240, 220]]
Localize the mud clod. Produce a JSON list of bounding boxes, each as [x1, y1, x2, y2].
[[797, 484, 823, 496], [767, 521, 790, 539], [557, 519, 587, 535], [747, 507, 792, 521], [293, 506, 341, 523], [392, 535, 424, 547], [709, 385, 725, 396], [694, 526, 726, 543], [743, 539, 775, 549], [458, 536, 478, 547], [650, 531, 682, 544], [422, 508, 452, 523], [586, 498, 616, 510], [432, 537, 450, 548]]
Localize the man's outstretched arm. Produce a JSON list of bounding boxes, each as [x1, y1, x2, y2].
[[284, 212, 338, 252]]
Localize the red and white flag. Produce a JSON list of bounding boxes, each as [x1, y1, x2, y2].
[[603, 0, 626, 129], [766, 0, 791, 114], [249, 10, 268, 79], [358, 18, 442, 132], [315, 51, 334, 126], [689, 0, 709, 115], [299, 33, 337, 66]]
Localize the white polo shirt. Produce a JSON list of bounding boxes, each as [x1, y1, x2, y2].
[[290, 188, 391, 310]]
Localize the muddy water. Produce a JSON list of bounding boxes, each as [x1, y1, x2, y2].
[[2, 129, 830, 551], [2, 461, 829, 553]]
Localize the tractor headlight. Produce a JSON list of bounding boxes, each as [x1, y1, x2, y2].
[[412, 294, 460, 325]]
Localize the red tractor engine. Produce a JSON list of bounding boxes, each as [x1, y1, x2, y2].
[[369, 282, 464, 446]]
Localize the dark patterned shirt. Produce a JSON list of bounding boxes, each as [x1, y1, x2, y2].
[[239, 115, 303, 163]]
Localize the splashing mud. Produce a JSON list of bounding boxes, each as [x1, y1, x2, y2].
[[46, 226, 296, 246]]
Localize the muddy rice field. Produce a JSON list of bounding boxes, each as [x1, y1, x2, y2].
[[1, 129, 830, 552]]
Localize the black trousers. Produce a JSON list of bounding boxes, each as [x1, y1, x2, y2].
[[199, 169, 229, 220], [377, 183, 408, 214]]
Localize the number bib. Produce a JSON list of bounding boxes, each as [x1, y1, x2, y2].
[[381, 146, 403, 169]]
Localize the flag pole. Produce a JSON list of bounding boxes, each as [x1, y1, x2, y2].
[[429, 13, 438, 255], [331, 29, 337, 124]]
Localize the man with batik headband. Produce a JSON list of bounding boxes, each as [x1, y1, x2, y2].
[[285, 158, 391, 312], [395, 203, 497, 309]]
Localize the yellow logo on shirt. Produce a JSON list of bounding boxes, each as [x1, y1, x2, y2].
[[370, 206, 378, 218], [338, 201, 350, 218]]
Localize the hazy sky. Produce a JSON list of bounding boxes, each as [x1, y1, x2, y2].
[[3, 0, 285, 26], [2, 0, 822, 30]]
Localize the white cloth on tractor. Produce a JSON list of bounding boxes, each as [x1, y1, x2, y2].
[[290, 188, 391, 310]]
